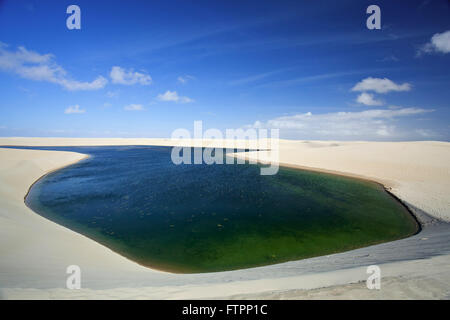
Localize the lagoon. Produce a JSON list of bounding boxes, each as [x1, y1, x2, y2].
[[23, 146, 418, 273]]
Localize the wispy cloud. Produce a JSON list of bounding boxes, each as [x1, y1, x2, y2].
[[352, 77, 411, 94], [177, 75, 195, 84], [255, 70, 381, 89], [124, 104, 145, 111], [415, 128, 437, 138], [106, 90, 119, 98], [418, 30, 450, 56], [64, 105, 85, 114], [110, 66, 152, 85], [157, 29, 429, 62], [0, 43, 107, 90], [250, 107, 433, 140], [228, 68, 293, 86], [157, 90, 194, 103], [378, 55, 399, 62]]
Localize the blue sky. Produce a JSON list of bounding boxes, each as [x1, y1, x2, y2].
[[0, 0, 449, 140]]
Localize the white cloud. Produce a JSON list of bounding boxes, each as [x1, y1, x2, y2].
[[0, 43, 107, 90], [64, 105, 85, 114], [124, 104, 144, 111], [249, 107, 432, 140], [59, 77, 107, 91], [177, 75, 195, 84], [352, 77, 411, 94], [157, 90, 194, 103], [418, 30, 450, 55], [356, 92, 384, 106], [376, 125, 393, 136], [110, 66, 152, 85]]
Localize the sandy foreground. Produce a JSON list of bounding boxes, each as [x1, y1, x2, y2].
[[0, 137, 449, 299]]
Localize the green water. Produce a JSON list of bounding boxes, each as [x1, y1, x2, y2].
[[24, 146, 418, 273]]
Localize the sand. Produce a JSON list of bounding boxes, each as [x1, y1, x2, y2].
[[0, 137, 449, 299]]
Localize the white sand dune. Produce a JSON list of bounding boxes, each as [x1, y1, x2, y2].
[[0, 138, 449, 299]]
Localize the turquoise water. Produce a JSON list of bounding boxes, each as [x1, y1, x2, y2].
[[23, 146, 418, 273]]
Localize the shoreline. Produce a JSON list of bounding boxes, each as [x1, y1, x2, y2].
[[23, 154, 90, 204], [1, 139, 450, 299]]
